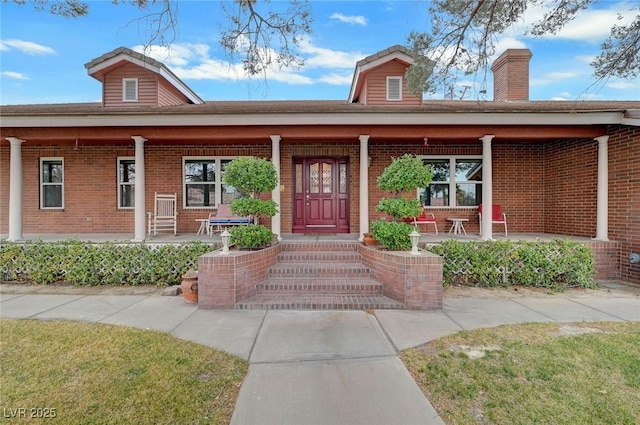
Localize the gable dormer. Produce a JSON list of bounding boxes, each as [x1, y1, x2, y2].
[[85, 47, 203, 107], [348, 45, 421, 105]]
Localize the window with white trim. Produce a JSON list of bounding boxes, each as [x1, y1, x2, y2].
[[40, 158, 64, 209], [386, 76, 402, 101], [418, 157, 482, 207], [122, 78, 138, 102], [118, 157, 135, 208], [183, 157, 243, 208]]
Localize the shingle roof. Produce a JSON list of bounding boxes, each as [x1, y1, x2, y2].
[[354, 44, 414, 67], [84, 46, 164, 70], [1, 100, 639, 116]]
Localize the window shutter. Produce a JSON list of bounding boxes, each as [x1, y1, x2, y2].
[[123, 79, 138, 102], [387, 77, 402, 101]]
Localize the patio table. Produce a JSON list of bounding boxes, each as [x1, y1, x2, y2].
[[195, 219, 209, 236], [447, 218, 468, 235]]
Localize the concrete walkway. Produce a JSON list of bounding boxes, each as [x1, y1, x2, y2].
[[2, 286, 639, 425]]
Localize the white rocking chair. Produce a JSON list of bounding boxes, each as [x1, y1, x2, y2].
[[147, 193, 177, 236]]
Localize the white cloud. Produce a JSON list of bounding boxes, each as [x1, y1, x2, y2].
[[491, 37, 528, 62], [2, 71, 29, 80], [317, 72, 353, 85], [330, 13, 368, 26], [531, 71, 579, 87], [299, 39, 364, 69], [135, 39, 361, 87], [512, 2, 635, 44], [132, 43, 210, 67], [0, 39, 56, 55], [606, 80, 637, 90]]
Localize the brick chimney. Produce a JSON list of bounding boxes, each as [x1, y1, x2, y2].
[[491, 49, 532, 101]]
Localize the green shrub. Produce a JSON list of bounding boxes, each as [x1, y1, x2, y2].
[[0, 240, 212, 286], [230, 224, 274, 249], [427, 239, 596, 290], [230, 197, 278, 218], [375, 198, 422, 222], [370, 220, 414, 251], [223, 157, 278, 249], [372, 154, 433, 251]]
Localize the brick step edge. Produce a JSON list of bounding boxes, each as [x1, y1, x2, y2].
[[257, 278, 383, 295], [268, 263, 370, 276], [279, 242, 359, 252], [276, 252, 363, 263], [236, 294, 405, 310]]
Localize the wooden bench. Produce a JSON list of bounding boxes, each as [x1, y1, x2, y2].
[[207, 204, 253, 235]]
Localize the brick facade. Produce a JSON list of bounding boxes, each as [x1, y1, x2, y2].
[[1, 130, 639, 286]]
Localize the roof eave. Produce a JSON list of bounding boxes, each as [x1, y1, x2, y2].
[[0, 111, 629, 128]]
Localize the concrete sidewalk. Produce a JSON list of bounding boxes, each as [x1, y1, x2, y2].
[[2, 288, 639, 425]]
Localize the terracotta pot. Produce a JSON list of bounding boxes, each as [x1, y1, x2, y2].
[[363, 233, 378, 246], [181, 269, 198, 304]]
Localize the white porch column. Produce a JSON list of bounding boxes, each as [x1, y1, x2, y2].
[[270, 134, 282, 241], [6, 137, 25, 241], [594, 135, 609, 241], [480, 135, 495, 240], [132, 136, 147, 242], [359, 135, 370, 241]]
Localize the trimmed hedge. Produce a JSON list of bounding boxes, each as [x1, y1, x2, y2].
[[0, 240, 213, 286], [427, 239, 596, 290]]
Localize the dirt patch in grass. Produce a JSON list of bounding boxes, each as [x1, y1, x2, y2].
[[402, 321, 640, 425], [1, 319, 248, 424]]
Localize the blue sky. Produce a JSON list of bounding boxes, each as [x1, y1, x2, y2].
[[1, 0, 638, 105]]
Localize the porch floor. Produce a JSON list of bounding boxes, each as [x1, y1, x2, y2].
[[0, 232, 597, 245]]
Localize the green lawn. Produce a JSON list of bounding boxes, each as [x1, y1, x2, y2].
[[1, 319, 248, 424], [402, 321, 640, 425]]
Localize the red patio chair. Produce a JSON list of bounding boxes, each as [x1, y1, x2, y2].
[[406, 207, 438, 235], [478, 204, 508, 236]]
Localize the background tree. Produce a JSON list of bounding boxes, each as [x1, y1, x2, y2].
[[9, 0, 313, 76], [10, 0, 637, 95], [406, 0, 640, 96]]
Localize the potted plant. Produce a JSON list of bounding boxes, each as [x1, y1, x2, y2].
[[222, 157, 278, 249], [370, 154, 433, 250]]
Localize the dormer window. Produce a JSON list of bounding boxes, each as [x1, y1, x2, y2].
[[386, 76, 402, 101], [123, 78, 138, 102]]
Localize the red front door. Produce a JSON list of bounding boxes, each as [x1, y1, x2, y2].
[[293, 157, 349, 233]]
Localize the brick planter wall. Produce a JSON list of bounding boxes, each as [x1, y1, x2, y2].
[[585, 240, 620, 281], [198, 243, 282, 309], [358, 245, 443, 309]]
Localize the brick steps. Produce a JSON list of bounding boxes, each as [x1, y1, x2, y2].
[[236, 294, 404, 310], [276, 251, 362, 263], [268, 263, 371, 278], [236, 241, 405, 310], [257, 278, 383, 295]]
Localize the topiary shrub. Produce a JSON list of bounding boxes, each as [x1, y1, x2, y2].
[[222, 157, 279, 249], [370, 220, 415, 251], [371, 154, 433, 250], [227, 224, 274, 250]]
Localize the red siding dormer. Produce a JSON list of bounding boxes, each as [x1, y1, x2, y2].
[[348, 45, 422, 105], [85, 47, 203, 108]]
